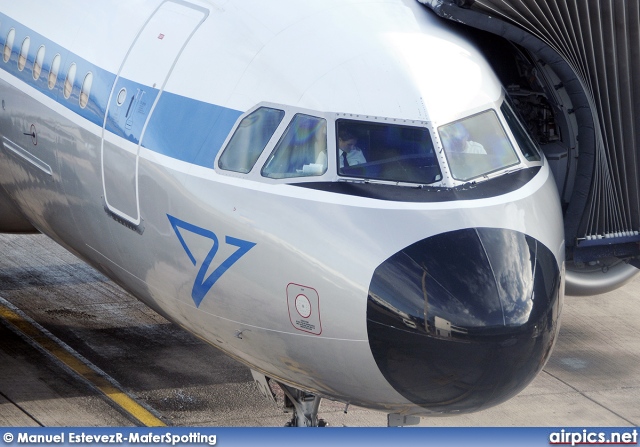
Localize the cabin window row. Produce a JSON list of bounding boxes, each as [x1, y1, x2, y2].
[[2, 27, 93, 109]]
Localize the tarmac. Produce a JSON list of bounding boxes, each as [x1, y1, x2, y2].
[[0, 233, 638, 427]]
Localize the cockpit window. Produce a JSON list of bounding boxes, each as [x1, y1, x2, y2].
[[439, 110, 520, 181], [262, 114, 327, 179], [501, 100, 542, 162], [218, 107, 284, 173], [336, 120, 441, 185]]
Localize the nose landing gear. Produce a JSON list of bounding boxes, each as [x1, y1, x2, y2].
[[279, 383, 327, 427], [251, 369, 327, 427]]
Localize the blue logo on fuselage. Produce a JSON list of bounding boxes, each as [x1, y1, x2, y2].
[[167, 214, 256, 307]]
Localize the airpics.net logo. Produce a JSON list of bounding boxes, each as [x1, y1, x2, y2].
[[550, 429, 638, 446]]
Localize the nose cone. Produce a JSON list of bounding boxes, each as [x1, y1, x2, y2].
[[367, 228, 562, 414]]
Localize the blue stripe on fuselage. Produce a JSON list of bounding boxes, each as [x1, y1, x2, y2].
[[0, 13, 243, 168], [142, 93, 242, 167]]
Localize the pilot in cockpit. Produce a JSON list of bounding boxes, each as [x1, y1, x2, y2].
[[338, 128, 367, 168], [440, 122, 486, 155]]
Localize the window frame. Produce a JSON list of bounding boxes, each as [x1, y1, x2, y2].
[[261, 113, 328, 180], [500, 98, 543, 163], [33, 45, 45, 80], [334, 117, 442, 186], [3, 28, 15, 63], [217, 106, 286, 174], [63, 62, 76, 99], [18, 36, 30, 71], [79, 71, 93, 109], [438, 108, 522, 182], [48, 53, 61, 90]]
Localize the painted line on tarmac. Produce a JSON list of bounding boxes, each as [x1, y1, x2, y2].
[[0, 296, 166, 427]]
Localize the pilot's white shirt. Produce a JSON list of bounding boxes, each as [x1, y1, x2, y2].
[[339, 148, 367, 168], [463, 140, 486, 154]]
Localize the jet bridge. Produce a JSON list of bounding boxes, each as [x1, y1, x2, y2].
[[419, 0, 640, 294]]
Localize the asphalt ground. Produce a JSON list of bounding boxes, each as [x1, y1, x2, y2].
[[0, 233, 638, 427]]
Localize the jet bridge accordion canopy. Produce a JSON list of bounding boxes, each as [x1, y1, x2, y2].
[[420, 0, 640, 259]]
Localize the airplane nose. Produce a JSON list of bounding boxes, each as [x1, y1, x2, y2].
[[367, 228, 562, 414]]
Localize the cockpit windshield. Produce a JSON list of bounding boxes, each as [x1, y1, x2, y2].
[[262, 114, 328, 179], [336, 119, 441, 185], [438, 110, 520, 181]]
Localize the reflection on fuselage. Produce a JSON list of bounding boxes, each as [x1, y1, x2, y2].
[[367, 227, 562, 413]]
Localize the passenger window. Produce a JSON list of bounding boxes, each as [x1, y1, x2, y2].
[[439, 109, 520, 181], [219, 107, 285, 173], [262, 114, 327, 179], [33, 45, 45, 80], [79, 72, 93, 108], [18, 37, 29, 71], [501, 100, 541, 162], [336, 119, 441, 184], [3, 29, 15, 63], [63, 63, 76, 99], [48, 54, 61, 89]]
